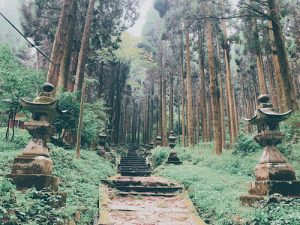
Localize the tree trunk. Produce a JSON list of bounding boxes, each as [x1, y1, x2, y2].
[[180, 35, 186, 146], [47, 0, 74, 87], [221, 0, 238, 144], [169, 72, 174, 132], [198, 34, 208, 142], [251, 18, 267, 94], [217, 44, 226, 148], [206, 19, 222, 155], [265, 54, 279, 110], [268, 21, 285, 112], [76, 81, 86, 158], [185, 26, 194, 147], [268, 0, 298, 111], [162, 75, 168, 146], [74, 0, 96, 92]]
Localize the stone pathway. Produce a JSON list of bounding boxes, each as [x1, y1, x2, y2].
[[98, 176, 206, 225]]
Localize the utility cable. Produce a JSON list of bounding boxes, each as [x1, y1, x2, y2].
[[0, 11, 56, 66]]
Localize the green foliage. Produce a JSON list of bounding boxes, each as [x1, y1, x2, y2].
[[0, 137, 115, 224], [234, 133, 261, 155], [54, 91, 80, 142], [282, 113, 300, 142], [150, 147, 169, 167], [55, 91, 108, 146], [156, 143, 300, 224], [0, 128, 30, 152], [0, 45, 44, 123], [252, 199, 300, 225], [82, 101, 109, 146], [0, 182, 66, 225]]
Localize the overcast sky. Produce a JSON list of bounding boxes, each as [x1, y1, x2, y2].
[[127, 0, 154, 37]]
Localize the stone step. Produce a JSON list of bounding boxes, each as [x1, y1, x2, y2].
[[120, 159, 146, 162], [115, 185, 183, 193], [119, 162, 148, 166], [119, 165, 150, 169], [121, 157, 145, 160], [117, 191, 177, 197], [120, 161, 147, 164], [119, 169, 151, 174], [102, 178, 177, 187], [120, 171, 151, 176]]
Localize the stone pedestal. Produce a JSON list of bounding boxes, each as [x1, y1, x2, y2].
[[166, 150, 182, 165], [8, 124, 59, 191], [240, 134, 300, 206], [98, 146, 106, 157]]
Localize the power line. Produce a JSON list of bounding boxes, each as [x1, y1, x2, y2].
[[0, 11, 56, 66]]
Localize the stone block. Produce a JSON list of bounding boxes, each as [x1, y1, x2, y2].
[[11, 155, 53, 175], [248, 180, 300, 196], [8, 174, 59, 191], [255, 163, 296, 181]]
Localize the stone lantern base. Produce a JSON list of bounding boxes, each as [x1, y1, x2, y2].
[[166, 150, 182, 165], [97, 146, 106, 157], [7, 138, 66, 207], [240, 146, 300, 206], [7, 138, 59, 191]]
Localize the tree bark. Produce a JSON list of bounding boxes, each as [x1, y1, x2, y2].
[[180, 35, 186, 146], [198, 33, 208, 142], [76, 81, 86, 158], [217, 43, 226, 148], [206, 19, 222, 155], [169, 72, 174, 132], [74, 0, 96, 91], [57, 0, 77, 90], [162, 74, 168, 146], [268, 0, 298, 111], [185, 26, 194, 146], [221, 0, 238, 144], [47, 0, 74, 87], [268, 21, 284, 112]]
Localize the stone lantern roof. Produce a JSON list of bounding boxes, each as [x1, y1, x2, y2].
[[244, 95, 292, 131]]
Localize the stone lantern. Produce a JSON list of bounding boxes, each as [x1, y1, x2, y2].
[[149, 141, 154, 149], [8, 83, 65, 192], [168, 131, 177, 149], [98, 129, 108, 157], [240, 95, 300, 206], [156, 133, 162, 146], [166, 131, 182, 165]]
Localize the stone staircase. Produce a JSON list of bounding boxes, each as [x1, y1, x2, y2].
[[102, 176, 183, 197], [118, 146, 151, 176]]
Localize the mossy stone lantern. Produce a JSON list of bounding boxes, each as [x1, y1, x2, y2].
[[240, 95, 300, 206], [156, 133, 162, 146], [168, 131, 177, 149], [8, 83, 65, 192], [166, 131, 181, 165], [98, 129, 108, 156]]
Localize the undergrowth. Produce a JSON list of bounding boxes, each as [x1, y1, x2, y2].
[[0, 128, 115, 225], [155, 141, 300, 225]]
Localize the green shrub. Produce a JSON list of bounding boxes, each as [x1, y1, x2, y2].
[[55, 92, 109, 147], [0, 128, 30, 152], [252, 199, 300, 225], [234, 133, 261, 155], [150, 147, 169, 167], [0, 145, 115, 225]]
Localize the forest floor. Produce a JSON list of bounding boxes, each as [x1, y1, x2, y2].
[[152, 143, 300, 224], [1, 128, 300, 224]]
